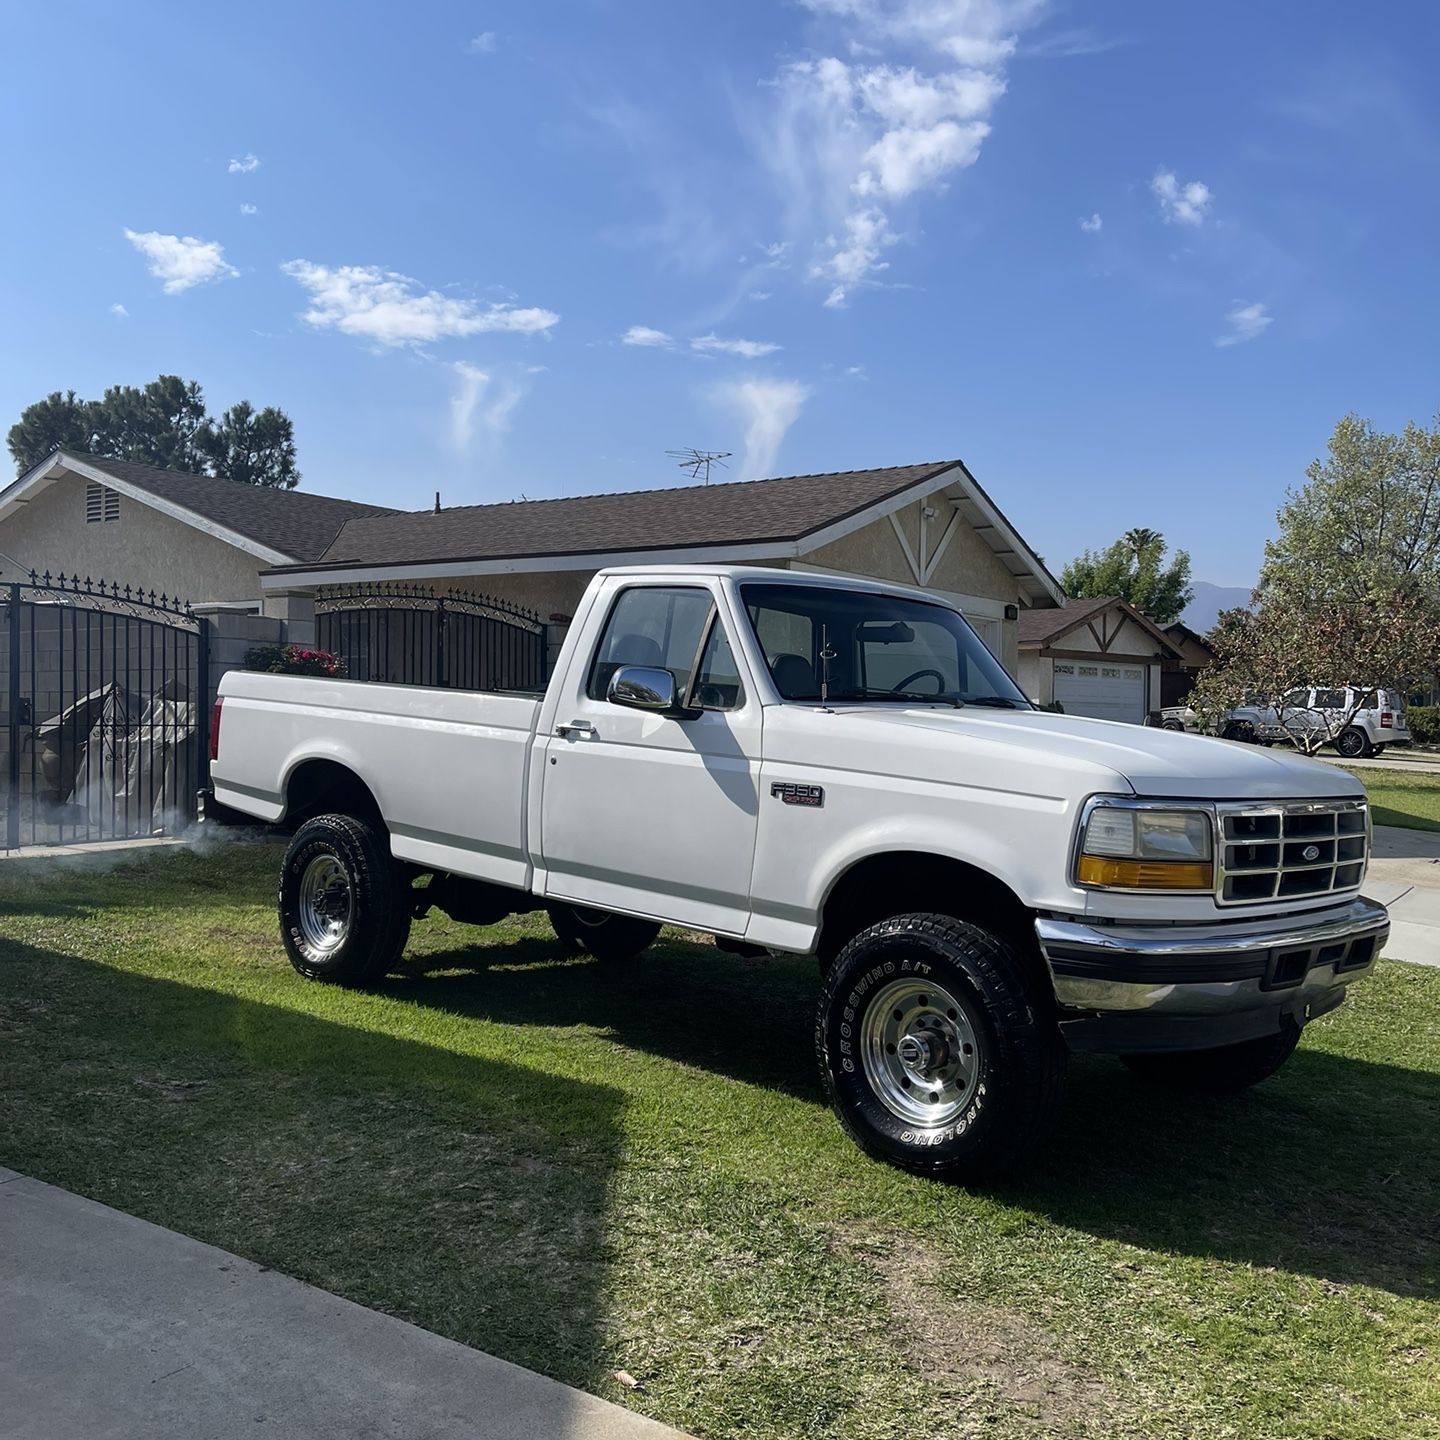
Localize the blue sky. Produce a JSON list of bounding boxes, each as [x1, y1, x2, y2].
[[2, 1, 1437, 587]]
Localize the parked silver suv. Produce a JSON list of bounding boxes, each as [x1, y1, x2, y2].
[[1225, 686, 1409, 758]]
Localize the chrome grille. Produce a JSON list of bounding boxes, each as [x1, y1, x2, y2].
[[1216, 800, 1369, 905]]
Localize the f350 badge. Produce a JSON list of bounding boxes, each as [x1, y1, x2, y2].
[[771, 781, 825, 808]]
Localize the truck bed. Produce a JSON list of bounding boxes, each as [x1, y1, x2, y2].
[[213, 672, 542, 891]]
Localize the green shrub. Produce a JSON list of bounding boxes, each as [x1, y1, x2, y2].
[[1408, 705, 1440, 746]]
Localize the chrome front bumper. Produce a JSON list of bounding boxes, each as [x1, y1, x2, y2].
[[1035, 896, 1389, 1054]]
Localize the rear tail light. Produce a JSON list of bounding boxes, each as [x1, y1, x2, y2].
[[1381, 711, 1393, 728], [210, 696, 224, 762]]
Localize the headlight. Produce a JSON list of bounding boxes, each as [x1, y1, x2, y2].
[[1077, 803, 1214, 891]]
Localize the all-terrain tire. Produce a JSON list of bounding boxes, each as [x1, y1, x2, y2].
[[547, 902, 661, 962], [1120, 1022, 1300, 1095], [279, 814, 411, 985], [816, 913, 1066, 1182]]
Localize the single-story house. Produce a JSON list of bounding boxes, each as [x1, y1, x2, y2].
[[262, 459, 1062, 671], [0, 451, 393, 606], [1161, 621, 1216, 708], [0, 451, 1063, 672], [1017, 596, 1184, 723]]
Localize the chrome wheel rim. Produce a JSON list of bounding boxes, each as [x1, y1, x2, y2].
[[860, 978, 981, 1127], [298, 854, 353, 953]]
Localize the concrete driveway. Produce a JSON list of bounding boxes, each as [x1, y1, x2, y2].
[[1364, 824, 1440, 968]]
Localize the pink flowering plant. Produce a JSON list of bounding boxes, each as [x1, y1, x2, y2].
[[244, 644, 346, 678]]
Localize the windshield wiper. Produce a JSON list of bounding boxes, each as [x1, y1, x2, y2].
[[962, 695, 1029, 709], [833, 688, 965, 708]]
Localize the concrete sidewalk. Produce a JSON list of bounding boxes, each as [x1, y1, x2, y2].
[[0, 1170, 689, 1440], [1364, 824, 1440, 968]]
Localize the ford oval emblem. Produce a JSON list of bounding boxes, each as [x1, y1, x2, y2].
[[1302, 844, 1321, 862]]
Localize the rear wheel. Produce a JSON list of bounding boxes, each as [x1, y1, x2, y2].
[[1333, 727, 1372, 759], [816, 913, 1065, 1181], [279, 814, 411, 984], [547, 902, 661, 962], [1121, 1023, 1300, 1094]]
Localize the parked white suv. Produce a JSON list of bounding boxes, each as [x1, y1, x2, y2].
[[208, 566, 1388, 1180]]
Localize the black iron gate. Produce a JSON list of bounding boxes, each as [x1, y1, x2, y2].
[[316, 584, 547, 691], [1, 574, 210, 850]]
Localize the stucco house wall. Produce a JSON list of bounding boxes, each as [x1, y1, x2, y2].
[[0, 473, 264, 604]]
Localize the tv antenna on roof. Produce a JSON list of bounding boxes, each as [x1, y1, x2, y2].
[[666, 447, 732, 486]]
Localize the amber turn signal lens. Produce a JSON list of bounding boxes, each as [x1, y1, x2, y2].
[[1077, 856, 1213, 890]]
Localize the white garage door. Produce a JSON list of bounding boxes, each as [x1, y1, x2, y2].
[[1053, 661, 1146, 724]]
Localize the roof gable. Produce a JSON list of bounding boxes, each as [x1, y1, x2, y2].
[[1019, 596, 1182, 658], [0, 452, 395, 564]]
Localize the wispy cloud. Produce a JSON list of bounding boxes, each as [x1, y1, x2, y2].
[[282, 261, 559, 347], [764, 1, 1044, 304], [1079, 212, 1103, 233], [690, 334, 781, 358], [124, 229, 239, 293], [466, 32, 496, 54], [227, 153, 260, 174], [716, 377, 810, 479], [239, 203, 258, 216], [109, 303, 128, 318], [621, 324, 674, 347], [1152, 168, 1212, 226], [1215, 301, 1273, 348], [449, 362, 524, 450], [1024, 28, 1130, 59]]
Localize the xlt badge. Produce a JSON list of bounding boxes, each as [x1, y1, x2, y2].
[[771, 781, 824, 808]]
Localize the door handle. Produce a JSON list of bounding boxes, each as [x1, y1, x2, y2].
[[556, 719, 596, 738]]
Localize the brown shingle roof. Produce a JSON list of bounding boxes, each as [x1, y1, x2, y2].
[[1017, 595, 1116, 645], [309, 461, 961, 568], [72, 453, 395, 562]]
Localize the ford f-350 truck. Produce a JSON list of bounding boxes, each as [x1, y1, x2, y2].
[[210, 565, 1389, 1179]]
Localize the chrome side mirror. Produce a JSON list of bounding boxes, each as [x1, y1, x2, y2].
[[608, 665, 685, 716]]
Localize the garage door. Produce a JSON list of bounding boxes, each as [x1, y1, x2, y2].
[[1053, 661, 1146, 723]]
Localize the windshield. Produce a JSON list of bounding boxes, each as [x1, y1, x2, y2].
[[741, 583, 1030, 707]]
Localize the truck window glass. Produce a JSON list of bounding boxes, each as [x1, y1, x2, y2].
[[588, 586, 712, 700], [742, 583, 1026, 705], [691, 620, 745, 711]]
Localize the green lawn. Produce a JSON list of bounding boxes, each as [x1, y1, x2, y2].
[[1349, 766, 1440, 832], [1, 844, 1437, 1439]]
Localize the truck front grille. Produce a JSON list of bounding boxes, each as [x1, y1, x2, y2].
[[1217, 800, 1369, 905]]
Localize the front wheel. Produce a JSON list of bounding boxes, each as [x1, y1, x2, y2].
[[1333, 727, 1372, 759], [547, 902, 661, 962], [816, 914, 1065, 1181], [1121, 1023, 1300, 1094], [279, 814, 412, 984]]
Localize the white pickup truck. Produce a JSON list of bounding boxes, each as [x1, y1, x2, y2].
[[210, 565, 1389, 1179]]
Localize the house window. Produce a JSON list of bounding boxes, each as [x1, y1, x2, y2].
[[85, 482, 120, 524]]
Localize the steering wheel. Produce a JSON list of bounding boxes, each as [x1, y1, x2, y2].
[[892, 668, 947, 694]]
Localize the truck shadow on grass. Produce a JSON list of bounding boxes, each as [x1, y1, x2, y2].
[[0, 939, 632, 1404], [397, 933, 1440, 1299]]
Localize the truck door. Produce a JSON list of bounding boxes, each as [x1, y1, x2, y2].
[[538, 582, 761, 935]]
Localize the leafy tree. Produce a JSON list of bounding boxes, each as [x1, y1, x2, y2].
[[7, 374, 301, 488], [6, 390, 96, 466], [1263, 410, 1440, 604], [1060, 530, 1194, 625], [1193, 409, 1440, 750], [199, 401, 299, 489]]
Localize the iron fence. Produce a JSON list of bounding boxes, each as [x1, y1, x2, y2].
[[315, 583, 547, 692], [1, 573, 209, 850]]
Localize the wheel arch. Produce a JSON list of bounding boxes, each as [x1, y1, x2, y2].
[[282, 754, 385, 829], [816, 848, 1040, 975]]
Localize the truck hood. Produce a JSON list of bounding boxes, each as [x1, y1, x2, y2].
[[809, 704, 1365, 801]]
